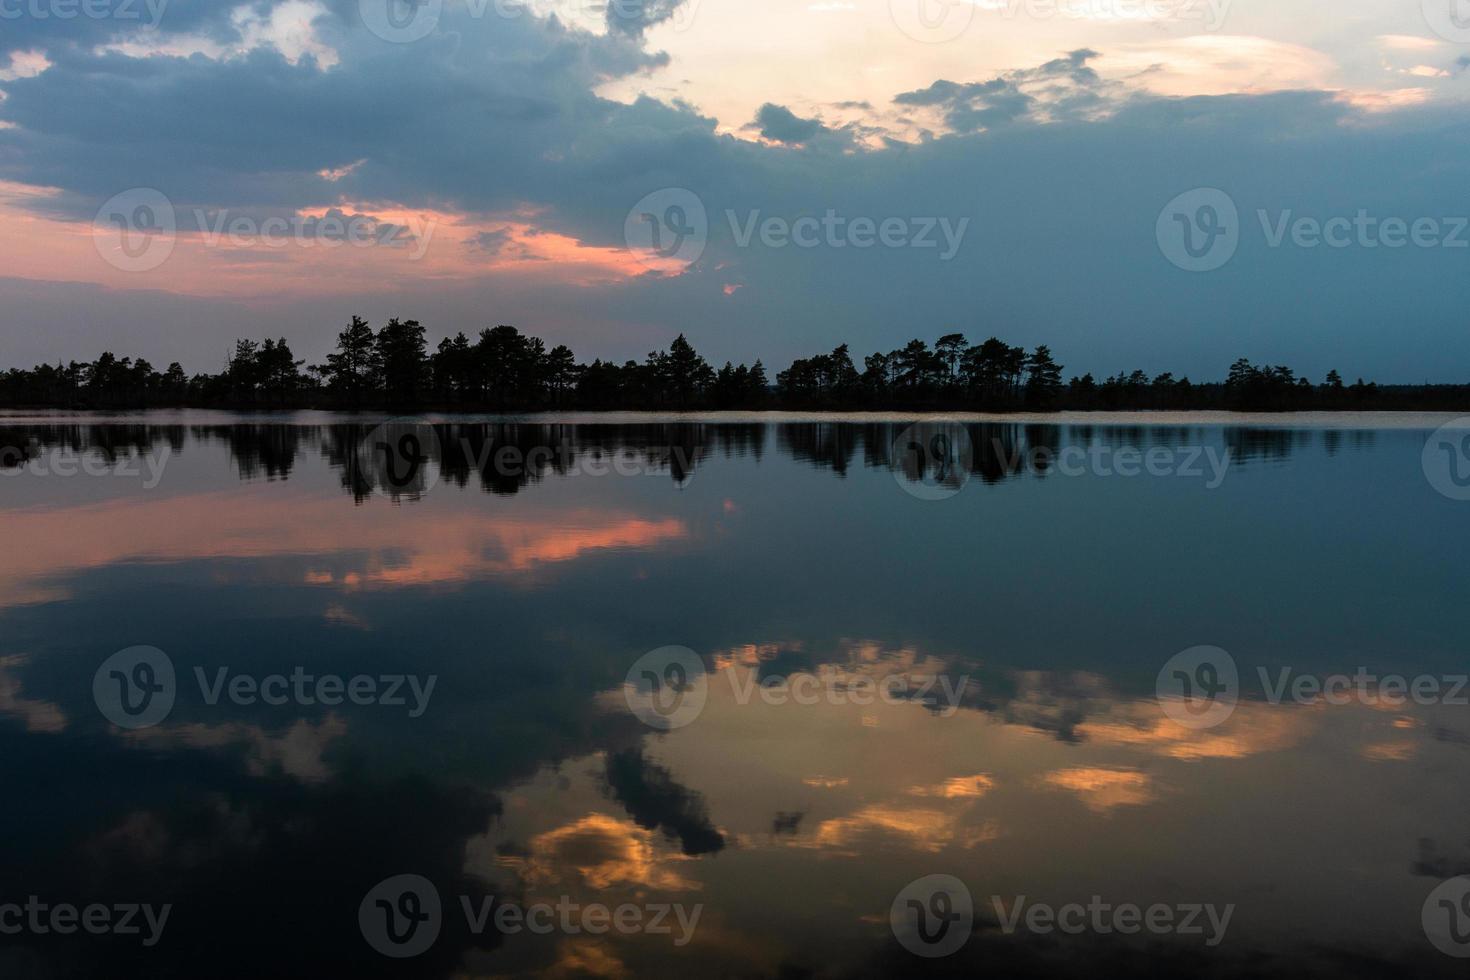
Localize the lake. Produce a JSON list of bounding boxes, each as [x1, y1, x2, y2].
[[2, 411, 1469, 977]]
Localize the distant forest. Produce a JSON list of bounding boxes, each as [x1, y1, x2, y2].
[[3, 317, 1467, 412]]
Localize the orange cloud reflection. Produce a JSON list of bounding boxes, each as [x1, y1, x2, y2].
[[506, 812, 700, 892], [1034, 767, 1155, 814], [907, 774, 995, 799], [1078, 700, 1311, 761], [0, 489, 688, 608]]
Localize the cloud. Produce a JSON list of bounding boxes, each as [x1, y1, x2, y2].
[[0, 6, 675, 221], [472, 227, 517, 256], [907, 773, 995, 798], [1378, 35, 1444, 52], [604, 0, 692, 37], [1077, 699, 1311, 761], [0, 49, 50, 82], [1096, 35, 1338, 97], [797, 803, 980, 853], [3, 10, 1470, 379], [510, 811, 702, 891], [1033, 767, 1154, 813], [96, 1, 340, 67], [893, 48, 1107, 132], [0, 0, 233, 62], [753, 102, 828, 144]]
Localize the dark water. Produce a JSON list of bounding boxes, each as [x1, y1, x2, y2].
[[2, 413, 1469, 978]]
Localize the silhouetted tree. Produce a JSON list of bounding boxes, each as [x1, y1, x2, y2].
[[546, 344, 579, 404], [375, 317, 429, 405], [1024, 345, 1064, 406], [935, 332, 967, 385], [321, 316, 378, 407], [778, 344, 860, 405], [658, 334, 715, 407], [432, 332, 473, 403], [474, 325, 540, 407]]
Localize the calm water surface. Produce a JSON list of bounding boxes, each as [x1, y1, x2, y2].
[[1, 413, 1468, 977]]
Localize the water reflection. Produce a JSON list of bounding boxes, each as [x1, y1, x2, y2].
[[0, 418, 1342, 497], [0, 416, 1466, 977]]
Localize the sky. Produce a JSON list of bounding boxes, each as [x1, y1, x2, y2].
[[2, 0, 1470, 381]]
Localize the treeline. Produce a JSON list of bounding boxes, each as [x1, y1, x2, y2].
[[2, 317, 1466, 412], [775, 339, 1410, 410], [0, 319, 766, 411]]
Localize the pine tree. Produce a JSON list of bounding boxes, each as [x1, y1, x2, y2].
[[323, 316, 378, 406]]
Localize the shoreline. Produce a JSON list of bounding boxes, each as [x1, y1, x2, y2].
[[2, 408, 1467, 429]]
